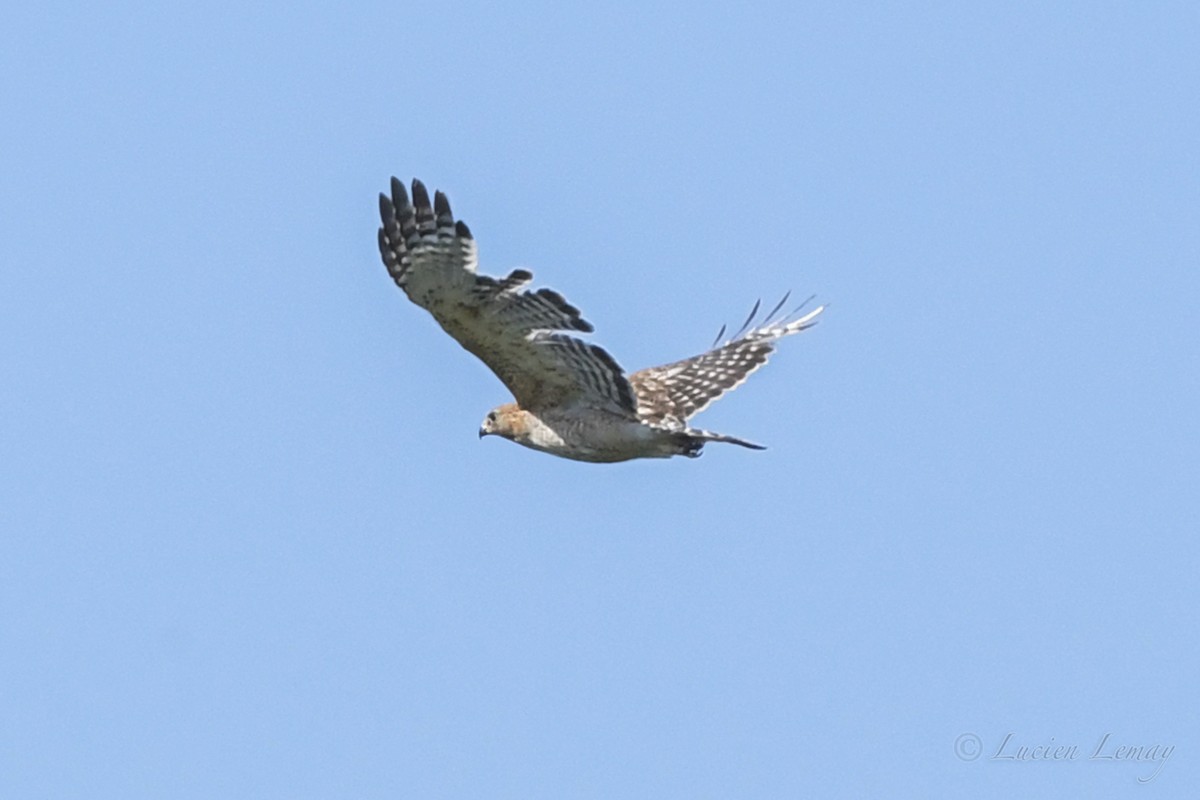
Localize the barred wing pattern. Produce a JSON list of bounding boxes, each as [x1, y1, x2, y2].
[[630, 296, 826, 428], [378, 178, 637, 415]]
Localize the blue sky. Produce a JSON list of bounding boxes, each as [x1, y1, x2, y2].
[[2, 2, 1197, 797]]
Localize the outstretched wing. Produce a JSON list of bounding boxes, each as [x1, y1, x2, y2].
[[378, 178, 637, 416], [630, 295, 825, 427]]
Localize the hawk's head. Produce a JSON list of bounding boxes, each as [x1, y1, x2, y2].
[[478, 403, 529, 442]]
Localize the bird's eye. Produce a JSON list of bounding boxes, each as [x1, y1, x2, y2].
[[487, 411, 496, 422]]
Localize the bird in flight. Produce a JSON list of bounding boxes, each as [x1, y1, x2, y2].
[[377, 178, 825, 462]]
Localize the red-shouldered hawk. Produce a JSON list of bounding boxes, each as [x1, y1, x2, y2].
[[377, 178, 825, 462]]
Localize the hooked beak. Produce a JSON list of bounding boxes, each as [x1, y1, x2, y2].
[[478, 428, 487, 439]]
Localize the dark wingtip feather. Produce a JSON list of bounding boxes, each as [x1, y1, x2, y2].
[[379, 192, 394, 222], [455, 220, 473, 239], [734, 298, 762, 340], [389, 176, 407, 205], [790, 293, 820, 316], [434, 190, 452, 218], [764, 291, 791, 324], [410, 179, 430, 209]]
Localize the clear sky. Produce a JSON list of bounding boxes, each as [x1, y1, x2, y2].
[[2, 2, 1197, 797]]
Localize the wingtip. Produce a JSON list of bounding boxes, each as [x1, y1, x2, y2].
[[410, 178, 430, 209], [434, 189, 452, 218], [793, 302, 827, 328], [389, 176, 407, 204], [764, 291, 791, 324], [732, 298, 763, 340]]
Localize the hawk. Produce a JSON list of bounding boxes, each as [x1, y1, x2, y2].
[[377, 178, 825, 463]]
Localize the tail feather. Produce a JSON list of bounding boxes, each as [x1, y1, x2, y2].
[[688, 428, 766, 451]]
